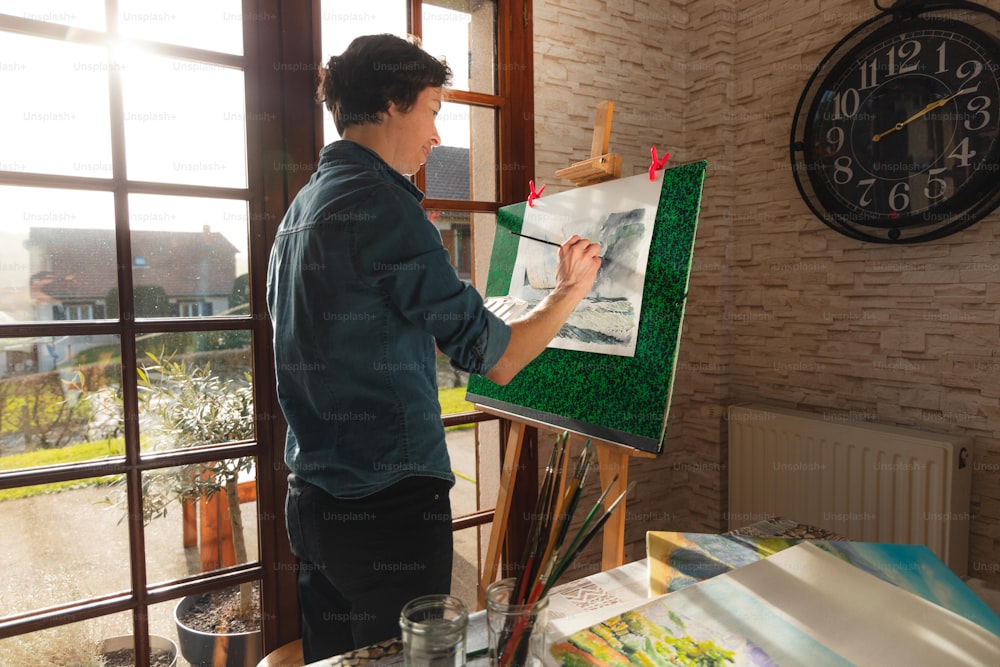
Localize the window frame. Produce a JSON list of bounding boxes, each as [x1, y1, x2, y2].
[[0, 1, 276, 659], [0, 0, 535, 659]]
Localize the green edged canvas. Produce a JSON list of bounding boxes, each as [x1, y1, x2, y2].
[[466, 160, 707, 453]]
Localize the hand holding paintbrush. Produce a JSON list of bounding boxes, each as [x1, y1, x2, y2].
[[509, 229, 609, 263]]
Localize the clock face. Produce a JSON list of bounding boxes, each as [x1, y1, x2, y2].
[[802, 18, 1000, 241]]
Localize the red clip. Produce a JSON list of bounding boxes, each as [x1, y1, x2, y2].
[[527, 180, 546, 207], [648, 146, 670, 181]]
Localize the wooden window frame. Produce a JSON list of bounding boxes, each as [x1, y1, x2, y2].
[[0, 0, 534, 657]]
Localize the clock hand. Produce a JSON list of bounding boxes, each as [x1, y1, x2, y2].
[[871, 87, 977, 142]]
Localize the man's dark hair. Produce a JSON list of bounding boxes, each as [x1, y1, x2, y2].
[[317, 34, 453, 134]]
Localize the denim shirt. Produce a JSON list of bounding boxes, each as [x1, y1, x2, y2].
[[266, 140, 511, 499]]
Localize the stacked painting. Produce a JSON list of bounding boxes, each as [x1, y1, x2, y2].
[[545, 535, 1000, 667]]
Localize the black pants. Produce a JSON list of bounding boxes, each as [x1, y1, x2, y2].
[[285, 474, 454, 663]]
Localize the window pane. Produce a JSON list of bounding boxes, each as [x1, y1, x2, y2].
[[0, 186, 116, 323], [0, 612, 139, 666], [0, 335, 123, 466], [425, 103, 497, 202], [137, 343, 253, 453], [118, 0, 244, 56], [122, 54, 247, 188], [128, 194, 249, 319], [426, 209, 473, 280], [0, 480, 130, 616], [0, 33, 112, 178], [143, 460, 259, 583], [319, 0, 408, 144], [423, 0, 497, 95], [0, 0, 106, 31]]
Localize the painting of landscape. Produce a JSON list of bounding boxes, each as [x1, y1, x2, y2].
[[546, 543, 1000, 667], [506, 178, 659, 357]]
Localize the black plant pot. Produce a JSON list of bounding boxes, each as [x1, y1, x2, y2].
[[174, 594, 262, 667]]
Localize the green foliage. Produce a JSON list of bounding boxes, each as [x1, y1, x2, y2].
[[126, 353, 255, 524], [0, 370, 94, 447], [136, 330, 251, 358]]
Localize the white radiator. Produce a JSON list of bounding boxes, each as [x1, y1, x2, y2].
[[727, 403, 973, 575]]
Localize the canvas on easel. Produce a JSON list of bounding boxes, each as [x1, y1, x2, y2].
[[466, 160, 707, 454]]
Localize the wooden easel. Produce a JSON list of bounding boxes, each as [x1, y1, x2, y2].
[[476, 100, 651, 606], [476, 406, 655, 606], [553, 100, 622, 186]]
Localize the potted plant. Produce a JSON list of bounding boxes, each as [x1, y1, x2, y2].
[[2, 622, 177, 667], [108, 353, 262, 666], [99, 634, 179, 667]]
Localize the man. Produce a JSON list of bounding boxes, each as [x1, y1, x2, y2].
[[266, 33, 600, 662]]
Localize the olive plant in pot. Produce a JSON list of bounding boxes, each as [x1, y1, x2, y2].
[[117, 353, 262, 667]]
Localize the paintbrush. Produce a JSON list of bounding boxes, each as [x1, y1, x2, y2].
[[533, 440, 593, 587], [509, 230, 609, 263], [511, 434, 568, 604], [527, 435, 569, 594], [510, 434, 563, 606], [547, 481, 637, 592]]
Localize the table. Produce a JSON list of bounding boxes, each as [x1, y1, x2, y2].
[[308, 559, 651, 667], [306, 518, 846, 667]]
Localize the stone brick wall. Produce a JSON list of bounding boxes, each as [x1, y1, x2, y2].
[[532, 0, 1000, 580]]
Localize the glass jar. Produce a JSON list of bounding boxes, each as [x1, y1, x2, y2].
[[485, 578, 550, 667], [400, 594, 469, 667]]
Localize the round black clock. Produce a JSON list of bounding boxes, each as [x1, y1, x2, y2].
[[790, 1, 1000, 243]]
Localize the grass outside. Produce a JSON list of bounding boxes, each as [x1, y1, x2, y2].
[[0, 387, 475, 500], [0, 438, 124, 501]]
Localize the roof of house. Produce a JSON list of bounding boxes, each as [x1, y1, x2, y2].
[[27, 227, 239, 301], [424, 145, 470, 200]]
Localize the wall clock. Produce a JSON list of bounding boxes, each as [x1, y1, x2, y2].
[[790, 0, 1000, 243]]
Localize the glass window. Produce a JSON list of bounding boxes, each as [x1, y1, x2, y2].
[[0, 1, 106, 34], [423, 0, 497, 95], [142, 458, 259, 584], [0, 33, 113, 178], [65, 302, 96, 320], [0, 334, 122, 464], [0, 480, 130, 617], [121, 54, 248, 188], [0, 2, 264, 657], [137, 342, 253, 453], [118, 0, 245, 55], [0, 186, 117, 324], [0, 0, 528, 654], [128, 194, 249, 319], [426, 102, 498, 202], [0, 613, 137, 666]]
